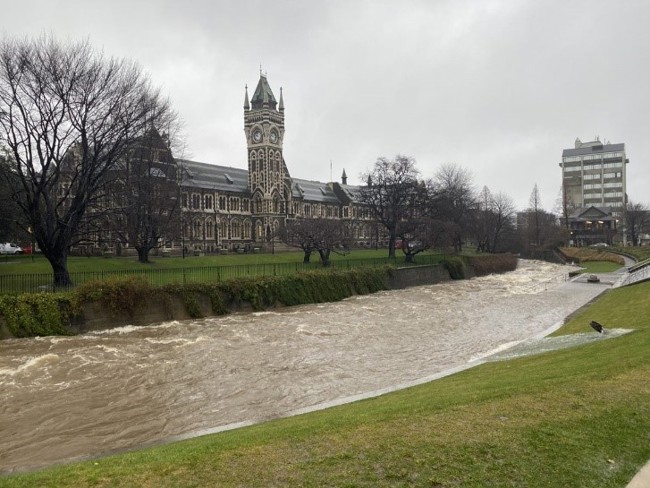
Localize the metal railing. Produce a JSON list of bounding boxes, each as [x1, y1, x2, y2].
[[0, 253, 445, 295]]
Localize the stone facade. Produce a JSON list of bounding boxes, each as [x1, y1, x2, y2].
[[175, 74, 377, 254]]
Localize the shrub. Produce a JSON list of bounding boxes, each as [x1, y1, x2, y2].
[[0, 293, 75, 337], [442, 257, 466, 279], [74, 276, 154, 317]]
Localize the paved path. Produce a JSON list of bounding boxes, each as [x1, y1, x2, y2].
[[627, 461, 650, 488]]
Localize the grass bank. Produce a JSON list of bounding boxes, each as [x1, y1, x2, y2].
[[2, 281, 648, 486], [560, 246, 626, 266]]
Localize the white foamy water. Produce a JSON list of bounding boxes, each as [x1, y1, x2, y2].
[[0, 260, 609, 473]]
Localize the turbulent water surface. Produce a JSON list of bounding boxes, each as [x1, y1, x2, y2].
[[0, 261, 610, 473]]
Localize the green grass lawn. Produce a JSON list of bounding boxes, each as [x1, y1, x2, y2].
[[579, 260, 625, 273], [2, 282, 649, 487], [0, 249, 446, 294], [0, 249, 396, 275]]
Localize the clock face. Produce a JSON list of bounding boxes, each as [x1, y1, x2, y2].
[[270, 131, 278, 143], [252, 129, 262, 143]]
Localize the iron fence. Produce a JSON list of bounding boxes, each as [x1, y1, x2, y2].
[[0, 253, 445, 295]]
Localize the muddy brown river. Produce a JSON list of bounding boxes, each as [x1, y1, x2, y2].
[[0, 261, 609, 473]]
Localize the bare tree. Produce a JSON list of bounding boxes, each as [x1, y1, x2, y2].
[[486, 191, 516, 252], [283, 218, 350, 266], [359, 155, 421, 258], [528, 184, 543, 247], [428, 163, 476, 252], [624, 200, 648, 246], [0, 36, 174, 286], [395, 217, 437, 263], [109, 129, 182, 263]]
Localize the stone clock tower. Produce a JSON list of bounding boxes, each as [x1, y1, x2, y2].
[[244, 73, 292, 241]]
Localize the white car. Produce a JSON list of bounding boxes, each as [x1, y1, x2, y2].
[[0, 243, 23, 255]]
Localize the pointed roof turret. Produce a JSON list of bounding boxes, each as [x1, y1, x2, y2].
[[251, 73, 277, 110], [341, 169, 347, 185], [279, 87, 284, 112], [244, 84, 250, 110]]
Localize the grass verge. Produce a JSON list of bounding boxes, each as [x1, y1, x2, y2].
[[2, 284, 649, 487]]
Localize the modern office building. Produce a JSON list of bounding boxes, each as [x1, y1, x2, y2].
[[560, 137, 629, 217]]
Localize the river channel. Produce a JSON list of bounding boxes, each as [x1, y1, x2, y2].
[[0, 260, 610, 473]]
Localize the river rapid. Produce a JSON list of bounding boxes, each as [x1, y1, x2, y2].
[[0, 260, 608, 473]]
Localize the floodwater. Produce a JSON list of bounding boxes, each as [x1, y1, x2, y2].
[[0, 260, 609, 474]]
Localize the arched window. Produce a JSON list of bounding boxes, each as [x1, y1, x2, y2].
[[256, 221, 264, 241], [250, 150, 257, 172], [219, 220, 228, 240], [206, 220, 214, 239], [243, 219, 252, 239], [231, 219, 241, 239], [193, 220, 202, 238], [254, 195, 263, 213], [272, 194, 280, 213]]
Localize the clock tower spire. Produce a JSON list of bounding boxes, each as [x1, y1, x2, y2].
[[244, 73, 291, 241]]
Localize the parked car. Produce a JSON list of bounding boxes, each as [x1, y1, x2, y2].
[[0, 243, 23, 255]]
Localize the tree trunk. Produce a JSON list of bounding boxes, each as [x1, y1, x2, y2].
[[303, 249, 312, 264], [49, 255, 72, 289], [318, 249, 331, 267], [404, 252, 414, 264], [388, 230, 397, 259], [137, 246, 151, 264]]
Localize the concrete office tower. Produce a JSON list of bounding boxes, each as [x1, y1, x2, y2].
[[560, 137, 628, 216]]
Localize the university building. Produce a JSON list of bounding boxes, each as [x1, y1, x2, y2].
[[174, 73, 376, 254], [560, 137, 629, 245], [560, 137, 628, 215]]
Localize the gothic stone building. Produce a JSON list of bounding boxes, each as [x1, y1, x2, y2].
[[175, 74, 375, 254]]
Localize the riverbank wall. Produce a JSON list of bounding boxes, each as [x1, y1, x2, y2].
[[0, 254, 514, 339]]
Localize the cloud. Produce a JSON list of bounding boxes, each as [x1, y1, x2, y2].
[[3, 0, 650, 210]]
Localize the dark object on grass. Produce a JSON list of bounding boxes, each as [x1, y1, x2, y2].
[[590, 321, 604, 334]]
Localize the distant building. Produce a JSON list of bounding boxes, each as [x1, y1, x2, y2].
[[560, 137, 628, 217], [566, 206, 618, 246]]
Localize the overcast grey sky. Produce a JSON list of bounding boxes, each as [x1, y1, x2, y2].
[[2, 0, 649, 211]]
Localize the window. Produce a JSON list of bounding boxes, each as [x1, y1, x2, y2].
[[192, 194, 201, 209], [182, 193, 188, 208], [193, 220, 202, 238], [205, 195, 213, 210], [219, 220, 228, 239], [206, 220, 214, 238], [243, 199, 250, 212], [231, 220, 241, 239], [219, 196, 227, 210], [563, 165, 581, 172]]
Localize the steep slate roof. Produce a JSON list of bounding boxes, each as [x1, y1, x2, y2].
[[178, 159, 352, 205], [292, 178, 340, 204], [562, 142, 625, 157], [569, 206, 616, 221], [251, 74, 277, 109], [178, 159, 250, 195]]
